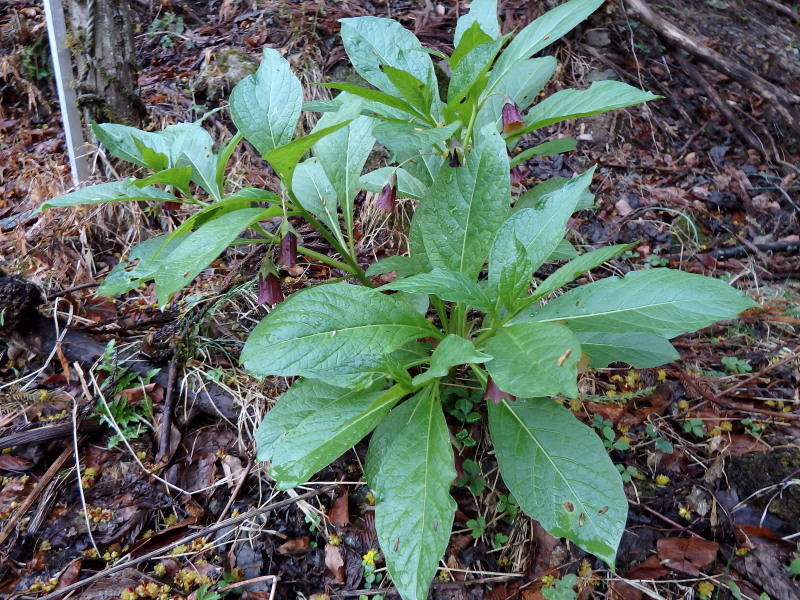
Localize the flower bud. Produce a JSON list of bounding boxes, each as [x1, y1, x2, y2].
[[483, 376, 515, 404], [377, 173, 397, 212], [447, 139, 464, 167], [501, 96, 524, 135], [258, 272, 284, 306], [279, 231, 297, 267]]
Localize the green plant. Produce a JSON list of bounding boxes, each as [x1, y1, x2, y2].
[[683, 417, 705, 438], [721, 356, 752, 374], [41, 1, 760, 599], [456, 459, 486, 495], [592, 415, 630, 451], [542, 574, 578, 600], [95, 341, 159, 448], [466, 516, 487, 538]]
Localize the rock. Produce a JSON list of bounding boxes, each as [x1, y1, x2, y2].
[[193, 48, 258, 102]]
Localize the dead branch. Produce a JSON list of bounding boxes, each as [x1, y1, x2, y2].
[[622, 0, 800, 138], [753, 0, 800, 21]]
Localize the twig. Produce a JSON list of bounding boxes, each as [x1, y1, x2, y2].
[[707, 240, 800, 259], [215, 458, 254, 525], [157, 347, 180, 464], [45, 282, 100, 301], [29, 485, 335, 600], [673, 53, 769, 160], [628, 499, 705, 539]]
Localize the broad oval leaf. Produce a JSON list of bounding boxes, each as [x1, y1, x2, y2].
[[257, 379, 405, 489], [313, 114, 376, 234], [373, 122, 461, 158], [514, 176, 595, 213], [366, 389, 456, 600], [409, 125, 510, 279], [454, 0, 499, 46], [361, 167, 428, 201], [154, 208, 269, 304], [484, 322, 581, 398], [241, 283, 440, 377], [292, 158, 343, 240], [340, 17, 438, 100], [92, 122, 169, 169], [376, 268, 493, 313], [230, 48, 302, 157], [479, 57, 556, 130], [576, 332, 680, 368], [513, 269, 760, 337], [488, 397, 627, 567], [488, 169, 594, 301], [412, 334, 491, 386], [510, 138, 578, 167], [41, 179, 176, 210], [97, 234, 183, 297]]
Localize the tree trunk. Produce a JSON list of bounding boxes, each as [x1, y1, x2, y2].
[[67, 0, 146, 126]]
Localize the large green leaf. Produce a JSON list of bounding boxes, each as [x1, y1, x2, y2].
[[92, 122, 168, 170], [514, 176, 595, 212], [382, 65, 435, 117], [241, 283, 440, 377], [408, 125, 510, 279], [292, 159, 343, 241], [340, 17, 438, 100], [529, 243, 634, 301], [447, 37, 505, 105], [450, 21, 494, 69], [168, 121, 222, 200], [489, 0, 604, 91], [454, 0, 499, 46], [40, 179, 176, 209], [412, 335, 491, 386], [266, 101, 362, 184], [478, 57, 556, 131], [366, 389, 456, 600], [365, 255, 415, 278], [154, 207, 269, 304], [488, 169, 594, 301], [256, 379, 405, 489], [515, 81, 660, 137], [576, 332, 680, 368], [514, 269, 760, 336], [376, 268, 493, 313], [97, 234, 183, 297], [229, 48, 302, 157], [360, 167, 428, 201], [484, 322, 581, 398], [395, 146, 444, 187], [373, 122, 461, 157], [319, 82, 422, 119], [313, 115, 375, 235], [488, 398, 627, 567]]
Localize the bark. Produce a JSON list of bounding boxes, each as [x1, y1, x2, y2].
[[68, 0, 146, 126]]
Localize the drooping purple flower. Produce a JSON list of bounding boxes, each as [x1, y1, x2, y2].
[[501, 96, 525, 135], [258, 272, 284, 306], [279, 231, 297, 267], [510, 165, 526, 186], [376, 172, 397, 212], [483, 376, 515, 404], [448, 139, 464, 167]]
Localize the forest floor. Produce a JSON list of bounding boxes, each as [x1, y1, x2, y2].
[[1, 1, 799, 599]]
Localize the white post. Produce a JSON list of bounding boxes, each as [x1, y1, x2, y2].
[[42, 0, 89, 186]]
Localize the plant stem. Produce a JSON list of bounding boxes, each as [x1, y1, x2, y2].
[[430, 296, 451, 335], [250, 224, 353, 274]]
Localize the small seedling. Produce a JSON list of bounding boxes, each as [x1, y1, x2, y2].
[[466, 516, 487, 538], [683, 418, 705, 437], [456, 459, 486, 496], [542, 574, 578, 600], [646, 424, 674, 453], [721, 356, 752, 374]]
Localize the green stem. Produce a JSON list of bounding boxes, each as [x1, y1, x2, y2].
[[251, 224, 353, 274], [285, 190, 374, 288], [430, 296, 450, 335], [462, 101, 479, 150]]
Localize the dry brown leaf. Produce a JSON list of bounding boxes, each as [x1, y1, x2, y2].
[[324, 543, 345, 584], [624, 554, 669, 579], [278, 536, 310, 555], [329, 487, 350, 526], [656, 537, 719, 576], [609, 581, 642, 600]]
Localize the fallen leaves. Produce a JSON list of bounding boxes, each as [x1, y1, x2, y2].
[[656, 537, 719, 576]]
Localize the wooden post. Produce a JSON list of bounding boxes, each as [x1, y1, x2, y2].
[[43, 0, 89, 185]]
